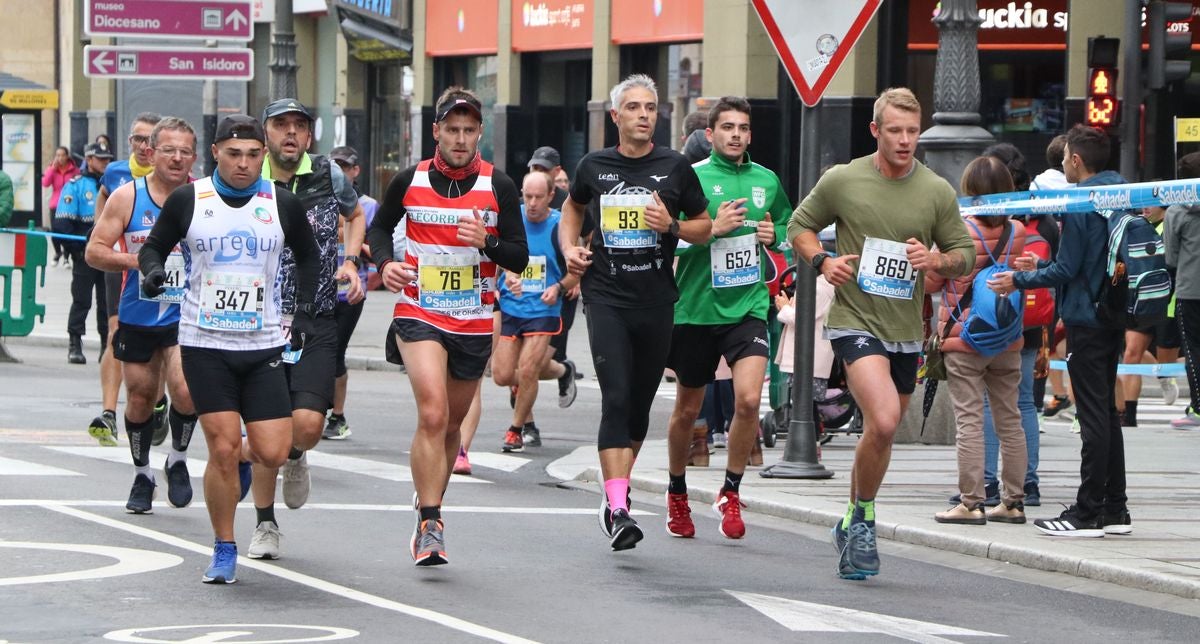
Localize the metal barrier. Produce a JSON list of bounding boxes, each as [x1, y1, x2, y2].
[[0, 224, 48, 359]]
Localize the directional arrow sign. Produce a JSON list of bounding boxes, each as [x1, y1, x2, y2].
[[728, 591, 1006, 643], [86, 0, 253, 41], [84, 46, 254, 81], [751, 0, 883, 107]]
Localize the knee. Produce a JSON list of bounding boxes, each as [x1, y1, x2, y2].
[[208, 440, 242, 466], [417, 407, 449, 433], [734, 393, 760, 419], [516, 362, 537, 383]]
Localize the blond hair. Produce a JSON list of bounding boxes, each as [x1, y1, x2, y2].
[[872, 87, 920, 125]]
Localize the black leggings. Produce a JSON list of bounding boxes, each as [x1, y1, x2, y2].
[[1178, 299, 1200, 411], [586, 301, 673, 450], [333, 299, 365, 377]]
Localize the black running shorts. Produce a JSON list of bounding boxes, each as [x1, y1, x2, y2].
[[112, 323, 179, 363], [391, 318, 492, 381], [500, 312, 561, 339], [666, 317, 770, 388], [180, 345, 292, 422], [285, 314, 338, 412], [830, 334, 919, 396]]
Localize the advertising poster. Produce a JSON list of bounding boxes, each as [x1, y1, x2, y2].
[[2, 113, 35, 163]]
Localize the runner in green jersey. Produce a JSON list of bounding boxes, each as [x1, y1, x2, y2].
[[664, 97, 789, 540]]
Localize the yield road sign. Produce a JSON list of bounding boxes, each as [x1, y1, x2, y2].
[[751, 0, 883, 107], [84, 46, 254, 81], [85, 0, 253, 41]]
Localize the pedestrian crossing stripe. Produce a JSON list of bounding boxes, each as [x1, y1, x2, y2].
[[0, 456, 82, 477]]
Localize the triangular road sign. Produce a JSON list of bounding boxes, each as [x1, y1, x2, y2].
[[751, 0, 884, 107]]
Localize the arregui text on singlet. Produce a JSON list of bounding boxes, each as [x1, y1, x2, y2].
[[178, 177, 287, 350], [118, 177, 182, 327], [395, 159, 500, 335]]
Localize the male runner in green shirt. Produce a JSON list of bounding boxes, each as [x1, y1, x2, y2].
[[664, 96, 788, 540]]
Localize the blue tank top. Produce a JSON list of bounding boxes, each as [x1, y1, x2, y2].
[[118, 178, 181, 327], [499, 209, 564, 319]]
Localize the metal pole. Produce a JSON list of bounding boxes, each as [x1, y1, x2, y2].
[[1120, 0, 1142, 180], [762, 103, 833, 480], [270, 0, 299, 100], [202, 41, 217, 176]]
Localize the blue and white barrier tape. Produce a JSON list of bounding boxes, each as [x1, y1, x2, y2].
[[0, 228, 88, 241], [1048, 359, 1186, 377], [958, 178, 1200, 218]]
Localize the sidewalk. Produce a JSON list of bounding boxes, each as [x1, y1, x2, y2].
[[13, 262, 1200, 600]]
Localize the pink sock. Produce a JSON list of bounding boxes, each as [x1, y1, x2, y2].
[[605, 478, 630, 513]]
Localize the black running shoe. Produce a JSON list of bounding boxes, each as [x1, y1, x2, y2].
[[163, 458, 193, 508], [522, 423, 542, 447], [610, 509, 643, 551], [1033, 506, 1103, 537], [557, 359, 577, 408], [125, 474, 156, 514], [1101, 510, 1133, 535]]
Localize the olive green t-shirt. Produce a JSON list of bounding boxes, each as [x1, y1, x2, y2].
[[786, 155, 973, 344]]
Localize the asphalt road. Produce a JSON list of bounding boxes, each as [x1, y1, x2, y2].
[[2, 343, 1199, 643]]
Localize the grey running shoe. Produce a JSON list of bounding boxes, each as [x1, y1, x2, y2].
[[1172, 407, 1200, 430], [247, 520, 282, 560], [281, 452, 311, 509], [163, 458, 193, 508], [845, 516, 880, 577], [557, 359, 577, 408], [522, 423, 542, 447], [322, 414, 352, 440], [150, 398, 169, 446], [411, 519, 448, 566], [125, 474, 156, 514], [88, 411, 118, 447]]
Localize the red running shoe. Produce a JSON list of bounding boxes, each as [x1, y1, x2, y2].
[[713, 489, 746, 539], [665, 492, 695, 538]]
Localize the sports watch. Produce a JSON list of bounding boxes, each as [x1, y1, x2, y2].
[[810, 252, 830, 271]]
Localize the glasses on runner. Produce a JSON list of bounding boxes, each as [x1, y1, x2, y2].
[[129, 134, 151, 146], [155, 146, 196, 158]]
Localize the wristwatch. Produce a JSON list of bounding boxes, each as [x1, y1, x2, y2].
[[668, 219, 680, 236], [484, 233, 500, 249], [345, 255, 364, 270], [295, 302, 316, 317], [810, 252, 830, 271]]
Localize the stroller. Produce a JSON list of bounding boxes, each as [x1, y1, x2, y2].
[[759, 263, 862, 448]]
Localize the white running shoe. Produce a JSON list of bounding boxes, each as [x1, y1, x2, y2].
[[281, 452, 311, 509], [1161, 377, 1180, 407], [247, 520, 281, 559]]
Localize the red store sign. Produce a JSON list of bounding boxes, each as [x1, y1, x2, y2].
[[426, 0, 499, 57], [511, 1, 593, 52]]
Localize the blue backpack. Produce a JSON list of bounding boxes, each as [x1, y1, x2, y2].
[[951, 220, 1024, 357], [1095, 210, 1172, 329]]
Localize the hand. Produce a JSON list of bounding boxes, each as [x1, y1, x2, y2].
[[1013, 251, 1038, 271], [755, 211, 775, 245], [564, 245, 592, 276], [381, 260, 417, 293], [289, 309, 315, 352], [642, 191, 673, 233], [713, 198, 749, 236], [987, 271, 1017, 296], [565, 284, 581, 300], [456, 208, 489, 249], [505, 271, 523, 297], [337, 264, 364, 304], [141, 267, 166, 298], [540, 283, 560, 305], [774, 291, 791, 311], [905, 237, 936, 272], [822, 254, 859, 287]]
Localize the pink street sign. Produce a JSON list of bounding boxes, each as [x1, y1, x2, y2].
[[85, 0, 253, 41], [84, 46, 254, 81]]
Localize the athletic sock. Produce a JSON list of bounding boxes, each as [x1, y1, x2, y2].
[[166, 448, 186, 467], [169, 406, 198, 451], [841, 501, 855, 530], [1125, 400, 1139, 423], [135, 464, 153, 480], [328, 412, 345, 422], [125, 415, 155, 467], [419, 506, 441, 522], [667, 473, 687, 495], [509, 425, 523, 434], [256, 505, 276, 525], [722, 470, 743, 494], [605, 478, 630, 513], [288, 447, 303, 460], [855, 498, 876, 522]]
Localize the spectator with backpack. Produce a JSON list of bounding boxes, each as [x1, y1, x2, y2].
[[1164, 151, 1200, 430], [990, 124, 1132, 537], [927, 156, 1027, 525]]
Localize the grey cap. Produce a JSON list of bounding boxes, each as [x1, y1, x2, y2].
[[329, 146, 359, 166], [527, 146, 561, 170], [84, 142, 114, 159]]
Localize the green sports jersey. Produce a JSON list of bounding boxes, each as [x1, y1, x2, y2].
[[674, 151, 791, 324]]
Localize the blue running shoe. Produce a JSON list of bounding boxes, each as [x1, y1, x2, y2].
[[238, 461, 252, 502], [202, 540, 238, 584], [845, 516, 880, 577], [833, 519, 865, 580]]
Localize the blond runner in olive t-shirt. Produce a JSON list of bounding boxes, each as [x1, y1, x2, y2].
[[786, 88, 973, 582]]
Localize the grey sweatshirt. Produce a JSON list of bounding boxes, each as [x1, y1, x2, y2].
[[1164, 203, 1200, 300]]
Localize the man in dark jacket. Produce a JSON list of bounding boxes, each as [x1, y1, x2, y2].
[[991, 124, 1129, 538]]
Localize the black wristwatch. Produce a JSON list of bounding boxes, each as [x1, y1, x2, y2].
[[345, 255, 364, 270], [810, 252, 830, 271], [295, 302, 316, 317], [484, 233, 500, 249], [668, 219, 680, 236]]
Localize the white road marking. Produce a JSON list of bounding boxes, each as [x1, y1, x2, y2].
[[0, 455, 82, 476], [41, 504, 539, 644], [0, 542, 182, 586], [104, 624, 358, 643], [0, 499, 654, 516], [450, 451, 529, 473], [729, 590, 1004, 643]]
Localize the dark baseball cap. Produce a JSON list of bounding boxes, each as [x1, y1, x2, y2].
[[329, 146, 359, 166], [527, 146, 561, 170], [84, 142, 114, 159], [213, 114, 266, 144], [435, 96, 483, 123], [262, 98, 313, 123]]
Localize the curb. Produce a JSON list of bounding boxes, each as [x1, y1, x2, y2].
[[577, 466, 1200, 601]]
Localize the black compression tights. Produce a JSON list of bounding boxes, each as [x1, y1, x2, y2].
[[586, 301, 674, 450]]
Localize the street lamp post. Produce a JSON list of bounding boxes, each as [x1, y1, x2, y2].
[[270, 0, 299, 100]]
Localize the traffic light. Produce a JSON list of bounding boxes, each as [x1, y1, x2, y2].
[[1086, 37, 1120, 131], [1147, 1, 1194, 90]]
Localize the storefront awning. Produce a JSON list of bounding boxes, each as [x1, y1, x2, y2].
[[0, 73, 58, 110], [338, 8, 413, 63]]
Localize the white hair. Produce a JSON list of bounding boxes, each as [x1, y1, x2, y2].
[[609, 74, 658, 110]]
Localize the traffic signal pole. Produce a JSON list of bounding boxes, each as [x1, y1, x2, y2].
[[1120, 0, 1142, 180]]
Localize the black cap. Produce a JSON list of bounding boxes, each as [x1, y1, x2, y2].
[[527, 146, 561, 170], [329, 146, 359, 166], [262, 98, 313, 123], [214, 114, 266, 144], [434, 96, 483, 123], [84, 142, 114, 159]]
